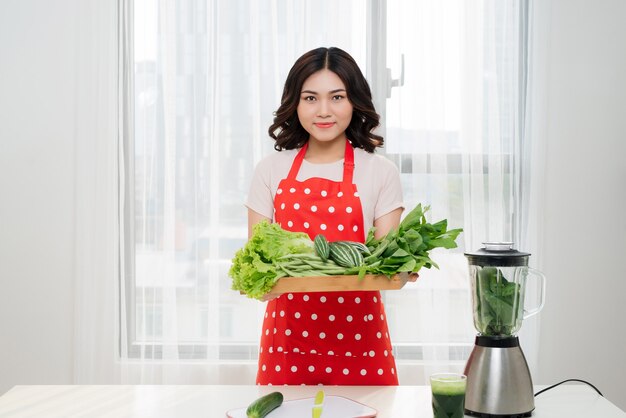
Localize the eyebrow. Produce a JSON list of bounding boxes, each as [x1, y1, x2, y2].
[[301, 89, 346, 95]]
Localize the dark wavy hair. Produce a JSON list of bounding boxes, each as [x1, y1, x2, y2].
[[269, 47, 383, 152]]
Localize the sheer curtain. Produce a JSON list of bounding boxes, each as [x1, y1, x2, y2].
[[383, 0, 535, 382], [71, 0, 539, 385], [122, 0, 368, 384], [73, 0, 122, 384]]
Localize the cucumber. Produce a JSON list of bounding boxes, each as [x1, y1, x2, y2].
[[329, 241, 364, 268], [246, 391, 283, 418], [314, 234, 330, 262]]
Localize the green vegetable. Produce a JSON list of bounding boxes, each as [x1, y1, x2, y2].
[[329, 241, 364, 268], [229, 203, 463, 300], [229, 221, 314, 299], [246, 391, 284, 418], [362, 204, 463, 277], [314, 234, 330, 261], [335, 240, 371, 255], [474, 267, 522, 335]]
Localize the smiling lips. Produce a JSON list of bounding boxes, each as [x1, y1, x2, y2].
[[314, 122, 335, 128]]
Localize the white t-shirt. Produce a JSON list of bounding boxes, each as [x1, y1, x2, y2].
[[246, 147, 404, 233]]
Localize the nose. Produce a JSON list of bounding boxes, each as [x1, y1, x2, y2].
[[317, 99, 331, 118]]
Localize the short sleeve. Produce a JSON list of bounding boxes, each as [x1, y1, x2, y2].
[[245, 159, 274, 220], [374, 159, 404, 220]]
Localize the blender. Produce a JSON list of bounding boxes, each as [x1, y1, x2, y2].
[[463, 242, 546, 418]]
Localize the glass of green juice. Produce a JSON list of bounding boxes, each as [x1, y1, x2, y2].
[[430, 373, 467, 418]]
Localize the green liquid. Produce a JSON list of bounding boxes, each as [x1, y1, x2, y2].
[[431, 378, 466, 418], [432, 393, 465, 418]]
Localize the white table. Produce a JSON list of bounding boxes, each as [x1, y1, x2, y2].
[[0, 384, 623, 417]]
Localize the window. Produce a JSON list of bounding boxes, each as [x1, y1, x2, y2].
[[124, 0, 529, 380], [125, 0, 368, 361]]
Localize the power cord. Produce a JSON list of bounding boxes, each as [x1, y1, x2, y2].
[[534, 379, 603, 397]]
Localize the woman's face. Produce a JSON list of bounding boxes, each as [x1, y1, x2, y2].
[[297, 69, 354, 144]]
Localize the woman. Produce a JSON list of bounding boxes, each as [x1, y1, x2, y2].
[[246, 47, 404, 385]]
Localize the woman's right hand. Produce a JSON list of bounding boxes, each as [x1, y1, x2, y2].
[[261, 292, 281, 302]]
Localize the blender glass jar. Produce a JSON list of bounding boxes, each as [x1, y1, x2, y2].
[[466, 243, 545, 337], [471, 265, 525, 335]]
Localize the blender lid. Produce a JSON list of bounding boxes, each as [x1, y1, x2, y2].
[[465, 242, 531, 266]]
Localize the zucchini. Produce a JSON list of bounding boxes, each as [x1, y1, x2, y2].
[[314, 234, 330, 262], [329, 241, 364, 268], [246, 391, 283, 418]]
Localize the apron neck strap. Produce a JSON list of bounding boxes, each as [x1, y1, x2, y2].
[[342, 140, 355, 184], [287, 139, 355, 184], [287, 142, 308, 180]]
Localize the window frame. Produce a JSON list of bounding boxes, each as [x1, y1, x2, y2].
[[120, 0, 530, 364]]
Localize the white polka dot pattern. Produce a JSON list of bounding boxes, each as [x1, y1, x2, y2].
[[256, 142, 397, 385], [272, 181, 363, 241], [257, 289, 398, 385]]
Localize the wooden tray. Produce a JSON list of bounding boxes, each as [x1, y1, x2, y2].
[[268, 272, 416, 295]]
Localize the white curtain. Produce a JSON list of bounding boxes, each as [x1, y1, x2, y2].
[[517, 0, 550, 377], [384, 0, 538, 382], [73, 0, 543, 385], [73, 0, 121, 384], [122, 0, 368, 384]]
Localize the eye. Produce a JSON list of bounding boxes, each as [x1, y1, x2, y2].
[[302, 95, 316, 102], [332, 94, 345, 101]]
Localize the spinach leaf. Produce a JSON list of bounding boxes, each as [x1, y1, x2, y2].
[[364, 204, 462, 277], [474, 267, 522, 335]]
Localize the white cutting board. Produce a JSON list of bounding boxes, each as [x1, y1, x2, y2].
[[226, 395, 377, 418]]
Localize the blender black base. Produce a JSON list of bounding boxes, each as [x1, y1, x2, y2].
[[465, 408, 533, 418]]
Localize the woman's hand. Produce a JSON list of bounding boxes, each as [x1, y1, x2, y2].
[[261, 292, 281, 302], [239, 291, 281, 302]]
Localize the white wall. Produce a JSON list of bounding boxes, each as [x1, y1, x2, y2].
[[0, 0, 625, 411], [0, 0, 76, 394], [537, 0, 626, 411]]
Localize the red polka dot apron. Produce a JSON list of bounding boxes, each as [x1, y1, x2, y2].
[[256, 139, 399, 386]]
